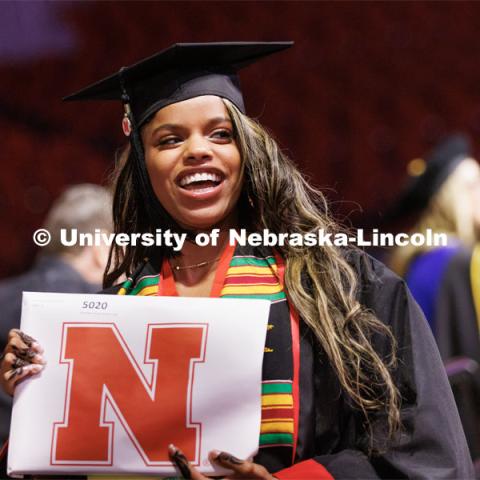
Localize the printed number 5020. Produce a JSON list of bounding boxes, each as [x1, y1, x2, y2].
[[82, 301, 108, 310]]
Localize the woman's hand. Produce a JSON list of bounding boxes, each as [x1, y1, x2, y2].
[[0, 329, 45, 396], [168, 444, 276, 479]]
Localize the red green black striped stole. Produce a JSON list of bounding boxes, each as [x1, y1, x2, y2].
[[116, 246, 296, 457]]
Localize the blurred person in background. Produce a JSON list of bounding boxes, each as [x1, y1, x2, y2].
[[388, 135, 480, 467], [0, 183, 112, 447], [389, 134, 480, 362]]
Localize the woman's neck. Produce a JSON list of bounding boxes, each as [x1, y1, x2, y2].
[[169, 227, 232, 295], [174, 228, 227, 268]]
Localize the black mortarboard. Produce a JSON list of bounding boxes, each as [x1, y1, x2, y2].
[[386, 134, 472, 221], [64, 42, 293, 128], [63, 41, 293, 245]]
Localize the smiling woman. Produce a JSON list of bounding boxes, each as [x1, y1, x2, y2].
[[0, 42, 475, 479], [142, 96, 243, 231]]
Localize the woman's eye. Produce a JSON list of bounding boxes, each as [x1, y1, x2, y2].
[[158, 136, 181, 146], [211, 129, 233, 140]]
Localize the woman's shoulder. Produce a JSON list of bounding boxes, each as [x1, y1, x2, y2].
[[342, 247, 402, 292], [342, 248, 421, 329]]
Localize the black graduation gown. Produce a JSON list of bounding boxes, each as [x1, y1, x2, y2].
[[436, 247, 480, 364], [1, 249, 473, 479]]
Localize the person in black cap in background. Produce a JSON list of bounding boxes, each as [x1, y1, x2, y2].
[[389, 134, 480, 363], [0, 43, 474, 479], [388, 136, 480, 470]]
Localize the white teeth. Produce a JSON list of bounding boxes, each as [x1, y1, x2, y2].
[[179, 172, 221, 187]]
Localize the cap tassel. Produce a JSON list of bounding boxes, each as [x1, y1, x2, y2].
[[122, 104, 132, 137], [119, 67, 133, 137]]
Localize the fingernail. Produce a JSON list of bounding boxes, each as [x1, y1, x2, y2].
[[217, 452, 244, 465], [19, 332, 36, 347], [169, 445, 191, 479], [30, 364, 44, 373], [32, 342, 44, 354], [34, 354, 46, 365], [25, 349, 36, 360], [210, 449, 221, 460]]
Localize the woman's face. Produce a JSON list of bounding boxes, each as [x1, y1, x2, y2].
[[142, 95, 243, 230]]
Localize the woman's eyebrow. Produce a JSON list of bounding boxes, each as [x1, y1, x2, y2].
[[150, 123, 181, 136], [151, 117, 232, 136], [206, 116, 232, 126]]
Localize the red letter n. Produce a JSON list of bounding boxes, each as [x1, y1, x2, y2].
[[52, 323, 206, 466]]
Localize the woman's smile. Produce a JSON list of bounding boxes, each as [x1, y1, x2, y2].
[[176, 167, 225, 197]]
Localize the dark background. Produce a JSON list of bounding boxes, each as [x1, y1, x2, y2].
[[1, 1, 480, 278]]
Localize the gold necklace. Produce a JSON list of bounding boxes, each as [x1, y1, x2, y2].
[[172, 257, 220, 271]]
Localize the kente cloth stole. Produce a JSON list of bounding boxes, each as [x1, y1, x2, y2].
[[117, 244, 299, 468]]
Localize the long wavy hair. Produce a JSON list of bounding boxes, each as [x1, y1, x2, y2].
[[105, 99, 401, 447]]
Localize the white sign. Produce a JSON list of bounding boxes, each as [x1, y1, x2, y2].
[[8, 292, 270, 478]]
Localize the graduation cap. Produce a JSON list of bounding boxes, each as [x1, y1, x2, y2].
[[64, 41, 293, 134], [386, 134, 472, 221], [63, 41, 293, 239]]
